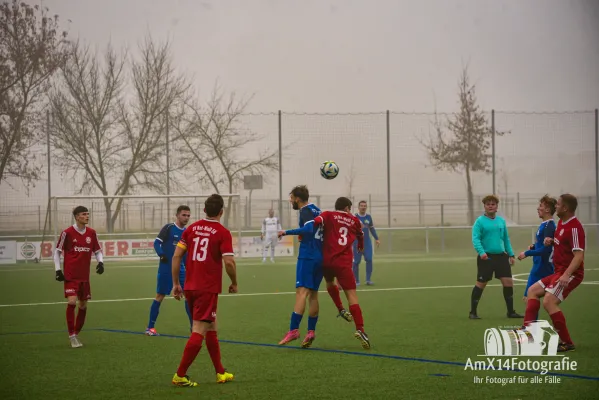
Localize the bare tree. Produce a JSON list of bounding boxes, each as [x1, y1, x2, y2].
[[50, 36, 189, 231], [420, 66, 508, 224], [0, 0, 69, 188], [173, 84, 278, 227]]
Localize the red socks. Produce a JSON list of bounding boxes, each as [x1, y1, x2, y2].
[[550, 311, 573, 345], [75, 307, 87, 334], [349, 304, 364, 332], [206, 331, 225, 374], [524, 299, 540, 326], [177, 332, 204, 377], [327, 285, 344, 312], [66, 304, 76, 336]]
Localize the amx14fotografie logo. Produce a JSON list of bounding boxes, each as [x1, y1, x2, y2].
[[465, 320, 578, 385]]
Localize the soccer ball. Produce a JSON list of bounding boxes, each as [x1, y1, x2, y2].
[[320, 161, 339, 180]]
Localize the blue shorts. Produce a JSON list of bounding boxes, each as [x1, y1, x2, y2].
[[157, 267, 186, 295], [296, 258, 323, 291], [353, 242, 372, 262]]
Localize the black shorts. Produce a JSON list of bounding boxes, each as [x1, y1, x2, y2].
[[476, 253, 512, 282]]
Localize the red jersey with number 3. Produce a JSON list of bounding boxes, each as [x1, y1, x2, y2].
[[178, 219, 235, 293], [56, 225, 101, 282], [553, 217, 585, 277], [313, 211, 364, 268]]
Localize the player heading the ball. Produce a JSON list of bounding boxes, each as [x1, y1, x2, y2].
[[170, 194, 237, 387]]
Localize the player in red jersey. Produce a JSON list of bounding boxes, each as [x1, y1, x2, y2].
[[280, 197, 371, 349], [53, 206, 104, 348], [170, 194, 237, 387], [523, 194, 585, 352]]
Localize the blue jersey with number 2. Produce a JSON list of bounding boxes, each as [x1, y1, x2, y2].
[[297, 203, 322, 260]]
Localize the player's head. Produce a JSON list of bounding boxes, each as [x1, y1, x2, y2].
[[176, 205, 191, 226], [538, 194, 557, 218], [482, 195, 499, 215], [358, 200, 367, 214], [289, 185, 309, 210], [204, 194, 224, 219], [556, 194, 577, 219], [72, 206, 89, 225], [268, 209, 274, 218], [335, 197, 353, 213]]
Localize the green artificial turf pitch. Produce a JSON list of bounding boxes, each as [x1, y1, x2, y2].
[[1, 248, 598, 399]]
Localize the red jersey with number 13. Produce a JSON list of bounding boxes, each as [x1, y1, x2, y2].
[[553, 217, 585, 278], [178, 219, 235, 293], [56, 225, 101, 282], [313, 211, 364, 268]]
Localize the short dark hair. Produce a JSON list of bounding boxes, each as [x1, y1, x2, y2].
[[176, 205, 190, 214], [204, 194, 224, 217], [539, 194, 557, 215], [560, 193, 578, 213], [72, 206, 88, 217], [335, 197, 353, 211], [358, 200, 367, 206], [290, 185, 309, 202]]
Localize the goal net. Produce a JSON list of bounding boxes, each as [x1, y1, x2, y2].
[[39, 194, 242, 262]]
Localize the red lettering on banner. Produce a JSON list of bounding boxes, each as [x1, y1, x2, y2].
[[117, 241, 128, 256], [105, 241, 115, 257], [41, 242, 52, 258]]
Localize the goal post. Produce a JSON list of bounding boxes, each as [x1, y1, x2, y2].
[[41, 194, 242, 262]]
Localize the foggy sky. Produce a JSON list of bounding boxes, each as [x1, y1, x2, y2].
[[2, 0, 598, 209]]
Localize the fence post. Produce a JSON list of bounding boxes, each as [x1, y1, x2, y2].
[[278, 110, 284, 228], [441, 204, 445, 253], [492, 109, 496, 195], [517, 192, 520, 224], [38, 205, 41, 235], [418, 193, 422, 225], [595, 108, 598, 244], [386, 110, 391, 229], [425, 227, 429, 254]]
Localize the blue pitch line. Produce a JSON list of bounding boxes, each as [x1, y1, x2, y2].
[[0, 328, 102, 336], [98, 328, 599, 382]]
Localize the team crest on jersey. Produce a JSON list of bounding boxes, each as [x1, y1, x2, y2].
[[365, 219, 370, 224], [86, 237, 91, 244]]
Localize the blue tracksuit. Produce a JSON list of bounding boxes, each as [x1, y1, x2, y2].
[[352, 213, 379, 283], [524, 219, 556, 296]]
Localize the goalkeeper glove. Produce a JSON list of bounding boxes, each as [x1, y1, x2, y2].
[[55, 270, 65, 282], [96, 262, 104, 275], [159, 255, 169, 263]]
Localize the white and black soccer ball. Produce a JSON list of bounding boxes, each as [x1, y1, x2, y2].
[[320, 161, 339, 180]]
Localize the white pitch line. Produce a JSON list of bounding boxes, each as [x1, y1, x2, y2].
[[0, 282, 528, 308]]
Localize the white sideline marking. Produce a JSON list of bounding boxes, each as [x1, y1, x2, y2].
[[0, 256, 475, 272], [0, 282, 528, 308]]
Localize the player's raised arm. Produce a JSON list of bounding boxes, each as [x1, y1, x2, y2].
[[525, 221, 556, 257], [282, 215, 324, 237], [155, 224, 170, 263]]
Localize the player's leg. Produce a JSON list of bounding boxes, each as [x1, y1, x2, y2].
[[470, 256, 492, 318], [147, 271, 170, 335], [64, 281, 81, 347], [74, 282, 91, 340], [269, 236, 276, 262], [523, 281, 545, 326], [279, 260, 310, 345], [496, 254, 522, 318], [301, 264, 323, 348], [364, 245, 374, 285], [323, 267, 351, 321], [262, 238, 269, 263], [336, 267, 370, 349], [173, 291, 207, 387], [352, 244, 363, 285], [539, 275, 582, 351]]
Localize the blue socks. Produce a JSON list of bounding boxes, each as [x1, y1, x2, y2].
[[366, 260, 373, 282], [148, 300, 161, 329], [290, 312, 303, 331], [308, 315, 318, 331]]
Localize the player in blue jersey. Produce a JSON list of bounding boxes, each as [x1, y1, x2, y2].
[[145, 205, 193, 336], [278, 185, 324, 348], [352, 201, 380, 286], [517, 195, 557, 309]]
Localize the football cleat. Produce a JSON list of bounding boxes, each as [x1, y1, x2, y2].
[[145, 328, 159, 336], [216, 370, 234, 383], [354, 330, 371, 350], [278, 329, 300, 345], [507, 311, 524, 319], [557, 342, 575, 352], [69, 335, 83, 348], [172, 373, 198, 387], [301, 330, 316, 348], [337, 309, 353, 322], [469, 313, 481, 319]]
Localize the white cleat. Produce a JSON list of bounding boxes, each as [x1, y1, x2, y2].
[[69, 335, 83, 348]]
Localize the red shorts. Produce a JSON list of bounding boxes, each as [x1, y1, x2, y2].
[[64, 281, 91, 301], [185, 290, 219, 322], [323, 265, 356, 290], [539, 272, 583, 302]]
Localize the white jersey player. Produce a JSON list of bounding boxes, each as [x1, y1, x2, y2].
[[261, 209, 282, 263]]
